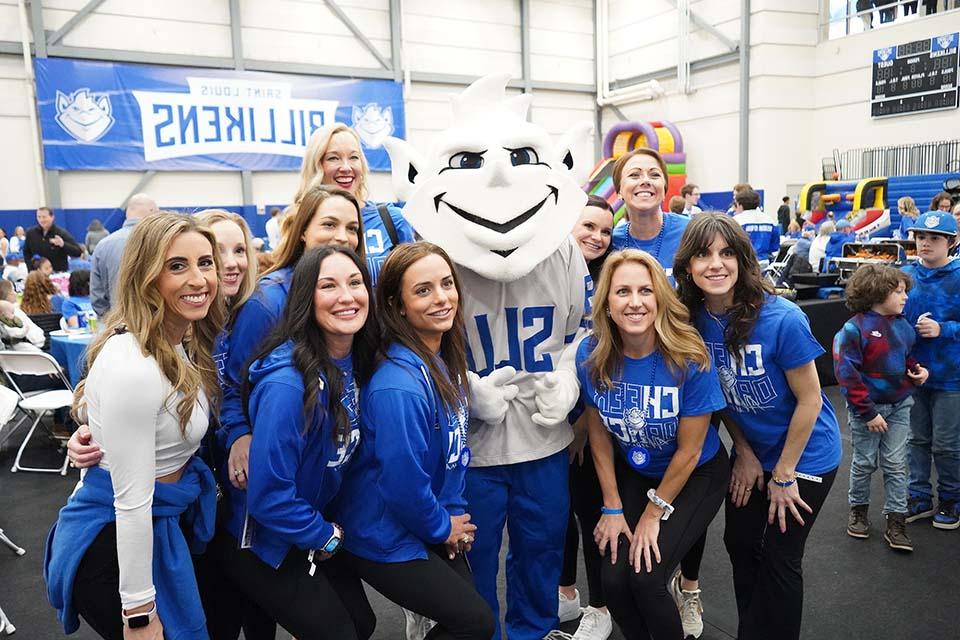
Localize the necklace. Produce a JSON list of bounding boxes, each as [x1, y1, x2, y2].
[[625, 351, 660, 470], [630, 213, 666, 264], [704, 308, 737, 392]]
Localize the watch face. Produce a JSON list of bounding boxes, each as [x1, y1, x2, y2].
[[128, 615, 150, 629], [322, 537, 340, 554]]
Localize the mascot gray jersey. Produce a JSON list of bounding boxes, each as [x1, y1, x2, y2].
[[383, 74, 592, 466]]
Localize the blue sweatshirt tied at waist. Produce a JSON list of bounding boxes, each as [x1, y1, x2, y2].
[[44, 457, 216, 639]]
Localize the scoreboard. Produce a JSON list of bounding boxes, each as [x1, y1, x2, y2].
[[871, 32, 958, 119]]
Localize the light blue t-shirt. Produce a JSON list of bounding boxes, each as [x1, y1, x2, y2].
[[611, 212, 690, 283], [60, 296, 94, 328], [576, 338, 726, 479], [362, 202, 415, 286], [694, 295, 842, 475]]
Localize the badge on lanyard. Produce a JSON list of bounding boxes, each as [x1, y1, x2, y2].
[[627, 446, 650, 470]]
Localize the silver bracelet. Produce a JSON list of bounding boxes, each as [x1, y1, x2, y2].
[[646, 488, 675, 521]]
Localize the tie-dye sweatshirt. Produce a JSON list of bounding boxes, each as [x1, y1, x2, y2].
[[833, 311, 919, 421]]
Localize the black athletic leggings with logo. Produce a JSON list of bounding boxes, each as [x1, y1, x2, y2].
[[344, 544, 495, 640], [602, 448, 729, 640]]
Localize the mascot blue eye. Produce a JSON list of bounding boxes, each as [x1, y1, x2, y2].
[[509, 147, 540, 166], [449, 152, 485, 169]]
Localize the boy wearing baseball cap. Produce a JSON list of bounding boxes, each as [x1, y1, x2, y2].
[[900, 211, 960, 530]]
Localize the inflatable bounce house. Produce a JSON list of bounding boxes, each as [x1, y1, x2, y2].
[[799, 172, 960, 238], [798, 177, 889, 238], [583, 120, 686, 222]]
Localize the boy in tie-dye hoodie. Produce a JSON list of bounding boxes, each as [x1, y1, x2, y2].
[[834, 264, 928, 551]]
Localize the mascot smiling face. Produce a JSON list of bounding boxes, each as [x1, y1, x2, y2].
[[384, 74, 591, 282]]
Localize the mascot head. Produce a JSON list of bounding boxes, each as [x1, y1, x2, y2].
[[384, 74, 592, 282]]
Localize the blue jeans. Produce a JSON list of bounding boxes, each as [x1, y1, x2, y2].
[[847, 397, 912, 514], [909, 387, 960, 502]]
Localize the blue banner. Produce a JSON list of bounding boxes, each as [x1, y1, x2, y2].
[[34, 57, 405, 172]]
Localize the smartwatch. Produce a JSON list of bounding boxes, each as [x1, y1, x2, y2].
[[322, 523, 344, 555], [122, 603, 157, 629]]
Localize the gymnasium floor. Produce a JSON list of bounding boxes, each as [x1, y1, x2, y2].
[[1, 385, 955, 640]]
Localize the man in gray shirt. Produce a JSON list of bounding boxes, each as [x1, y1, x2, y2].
[[90, 194, 158, 317]]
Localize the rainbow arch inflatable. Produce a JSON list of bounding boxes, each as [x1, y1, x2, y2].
[[583, 121, 687, 222]]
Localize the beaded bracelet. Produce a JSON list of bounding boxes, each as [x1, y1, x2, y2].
[[773, 477, 796, 488]]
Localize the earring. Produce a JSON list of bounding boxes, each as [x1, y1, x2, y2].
[[605, 308, 611, 317]]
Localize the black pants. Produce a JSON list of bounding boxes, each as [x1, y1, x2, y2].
[[723, 464, 837, 640], [602, 448, 729, 640], [210, 531, 375, 640], [345, 545, 494, 640], [561, 443, 605, 607]]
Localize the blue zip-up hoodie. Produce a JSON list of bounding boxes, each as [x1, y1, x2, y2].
[[45, 458, 216, 639], [333, 342, 469, 562], [901, 258, 960, 390], [218, 266, 293, 455], [833, 311, 919, 421], [230, 340, 361, 569]]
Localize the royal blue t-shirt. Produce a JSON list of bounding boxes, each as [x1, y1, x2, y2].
[[362, 202, 415, 286], [694, 295, 842, 475], [60, 295, 94, 328], [576, 338, 726, 479], [611, 212, 690, 283]]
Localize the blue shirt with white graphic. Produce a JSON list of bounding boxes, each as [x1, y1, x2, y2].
[[576, 337, 726, 479], [694, 295, 842, 475], [334, 342, 469, 562], [362, 202, 415, 286], [232, 341, 361, 569], [611, 212, 690, 283]]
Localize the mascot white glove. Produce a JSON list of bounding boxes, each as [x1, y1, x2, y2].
[[531, 370, 580, 428], [468, 367, 520, 425]]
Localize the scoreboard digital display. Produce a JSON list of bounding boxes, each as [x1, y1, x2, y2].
[[871, 32, 958, 118]]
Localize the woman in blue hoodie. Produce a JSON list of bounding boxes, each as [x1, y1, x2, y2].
[[335, 242, 495, 640], [46, 213, 225, 640], [219, 185, 365, 497], [211, 245, 380, 639]]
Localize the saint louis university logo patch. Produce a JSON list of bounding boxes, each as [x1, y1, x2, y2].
[[352, 102, 394, 149], [876, 47, 894, 62], [55, 88, 115, 143], [924, 216, 941, 229]]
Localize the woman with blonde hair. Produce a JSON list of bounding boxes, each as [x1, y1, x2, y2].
[[577, 249, 728, 639], [898, 196, 921, 238], [296, 123, 414, 283], [46, 212, 225, 639]]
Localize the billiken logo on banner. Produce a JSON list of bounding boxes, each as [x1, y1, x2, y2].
[[55, 88, 115, 143]]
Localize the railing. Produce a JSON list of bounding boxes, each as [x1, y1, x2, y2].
[[823, 0, 959, 41], [835, 139, 960, 179]]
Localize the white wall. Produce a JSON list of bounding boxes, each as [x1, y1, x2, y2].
[[603, 0, 960, 207], [0, 0, 597, 212]]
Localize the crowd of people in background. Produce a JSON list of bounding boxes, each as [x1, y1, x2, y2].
[[0, 120, 949, 640]]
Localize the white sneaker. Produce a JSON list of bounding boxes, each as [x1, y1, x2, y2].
[[558, 588, 582, 623], [401, 608, 437, 640], [571, 606, 612, 640], [543, 631, 575, 640], [668, 570, 704, 639]]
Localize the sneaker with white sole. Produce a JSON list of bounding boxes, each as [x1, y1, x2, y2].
[[401, 608, 437, 640], [571, 606, 612, 640], [669, 570, 704, 639], [558, 588, 582, 624], [543, 630, 575, 640]]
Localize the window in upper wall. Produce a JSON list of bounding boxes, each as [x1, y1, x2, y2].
[[826, 0, 959, 40]]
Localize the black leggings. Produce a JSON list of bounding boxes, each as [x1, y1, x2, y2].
[[723, 464, 837, 640], [210, 531, 375, 640], [561, 442, 605, 607], [345, 546, 495, 640], [72, 522, 229, 640], [602, 448, 729, 640]]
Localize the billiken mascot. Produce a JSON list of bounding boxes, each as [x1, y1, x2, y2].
[[384, 74, 593, 640]]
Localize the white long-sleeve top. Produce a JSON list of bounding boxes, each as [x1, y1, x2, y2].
[[0, 308, 45, 350], [84, 332, 209, 609]]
